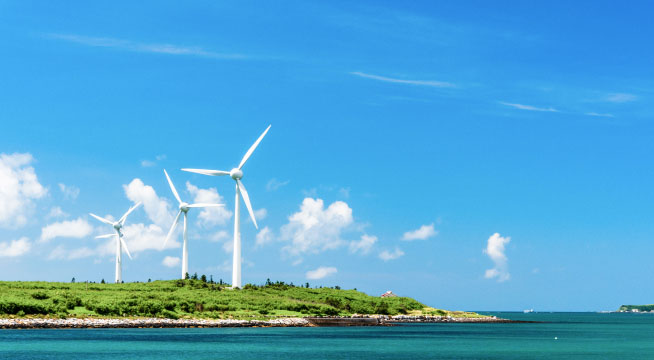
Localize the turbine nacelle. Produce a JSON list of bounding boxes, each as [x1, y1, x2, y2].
[[113, 222, 122, 230], [230, 168, 243, 180], [180, 202, 190, 212]]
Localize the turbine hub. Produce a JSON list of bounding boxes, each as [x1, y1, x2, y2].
[[113, 222, 122, 230], [180, 202, 189, 212], [230, 168, 243, 180]]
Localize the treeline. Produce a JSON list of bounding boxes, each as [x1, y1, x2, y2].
[[0, 280, 425, 319]]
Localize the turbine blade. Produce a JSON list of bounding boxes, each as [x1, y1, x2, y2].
[[96, 234, 116, 239], [187, 203, 224, 208], [119, 202, 142, 225], [120, 235, 132, 260], [181, 168, 230, 176], [89, 213, 114, 225], [239, 124, 271, 169], [164, 169, 182, 204], [163, 211, 182, 249], [237, 179, 258, 229]]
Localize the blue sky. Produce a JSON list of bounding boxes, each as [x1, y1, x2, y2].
[[0, 1, 652, 311]]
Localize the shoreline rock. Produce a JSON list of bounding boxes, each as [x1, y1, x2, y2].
[[0, 315, 532, 329]]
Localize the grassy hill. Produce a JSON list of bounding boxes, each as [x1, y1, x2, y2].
[[0, 280, 480, 319]]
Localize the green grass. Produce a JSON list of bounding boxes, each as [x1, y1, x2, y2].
[[0, 280, 479, 319]]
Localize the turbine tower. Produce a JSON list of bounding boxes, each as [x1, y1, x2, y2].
[[162, 169, 225, 279], [182, 124, 270, 288], [90, 202, 142, 283]]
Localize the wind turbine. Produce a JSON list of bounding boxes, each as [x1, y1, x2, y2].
[[182, 124, 270, 288], [162, 169, 225, 279], [90, 202, 142, 283]]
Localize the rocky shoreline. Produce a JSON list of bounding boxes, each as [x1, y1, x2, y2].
[[0, 315, 530, 329]]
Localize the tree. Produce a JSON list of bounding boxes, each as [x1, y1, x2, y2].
[[148, 278, 151, 283], [71, 277, 75, 283], [101, 279, 105, 284], [191, 272, 198, 280], [209, 275, 214, 284], [201, 274, 207, 283], [185, 272, 190, 280], [305, 282, 310, 288]]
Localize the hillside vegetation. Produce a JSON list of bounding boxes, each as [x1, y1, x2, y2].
[[619, 304, 654, 312], [0, 280, 476, 319]]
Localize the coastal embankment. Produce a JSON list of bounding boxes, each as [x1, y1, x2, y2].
[[0, 315, 528, 329]]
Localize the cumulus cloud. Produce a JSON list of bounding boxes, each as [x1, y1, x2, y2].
[[254, 208, 267, 221], [209, 230, 230, 243], [255, 226, 273, 248], [402, 223, 437, 241], [484, 233, 511, 282], [0, 153, 47, 228], [58, 183, 80, 200], [47, 206, 69, 219], [280, 198, 353, 257], [48, 245, 95, 260], [349, 234, 377, 255], [186, 182, 232, 227], [96, 223, 178, 258], [140, 154, 166, 168], [266, 178, 289, 191], [0, 237, 31, 257], [123, 178, 173, 227], [40, 217, 94, 243], [379, 248, 404, 261], [306, 266, 337, 280], [162, 256, 180, 268]]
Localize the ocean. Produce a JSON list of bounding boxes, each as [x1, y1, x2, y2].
[[1, 312, 654, 359]]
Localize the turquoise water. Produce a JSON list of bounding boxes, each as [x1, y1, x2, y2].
[[2, 312, 654, 359]]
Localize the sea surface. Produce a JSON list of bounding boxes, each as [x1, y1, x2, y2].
[[2, 312, 654, 359]]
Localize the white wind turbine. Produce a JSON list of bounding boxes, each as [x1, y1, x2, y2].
[[182, 124, 271, 288], [90, 202, 142, 283], [162, 169, 225, 279]]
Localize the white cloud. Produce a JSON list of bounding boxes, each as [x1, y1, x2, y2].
[[484, 233, 511, 282], [48, 245, 95, 260], [47, 34, 247, 60], [255, 226, 273, 248], [585, 112, 615, 118], [351, 71, 455, 88], [280, 198, 353, 257], [0, 237, 31, 257], [605, 93, 637, 103], [47, 206, 69, 219], [123, 178, 173, 227], [186, 182, 232, 227], [0, 153, 47, 228], [349, 234, 377, 255], [58, 183, 80, 200], [140, 154, 166, 168], [254, 208, 267, 221], [266, 178, 290, 191], [162, 256, 180, 268], [402, 223, 437, 241], [96, 223, 179, 257], [379, 248, 404, 261], [40, 217, 94, 243], [209, 230, 230, 243], [306, 266, 337, 280], [500, 102, 559, 112], [222, 240, 233, 254]]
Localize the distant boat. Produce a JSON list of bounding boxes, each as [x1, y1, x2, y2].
[[523, 309, 534, 313]]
